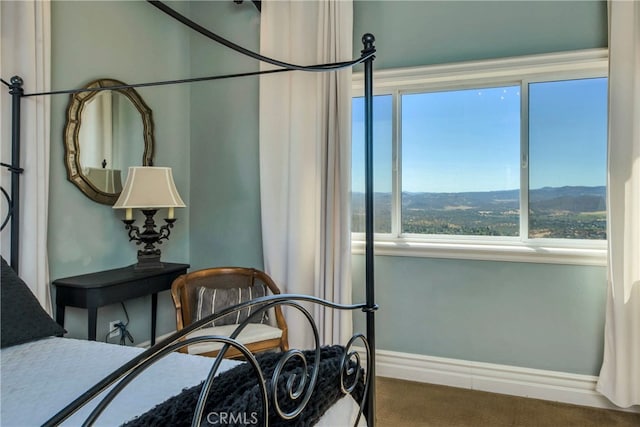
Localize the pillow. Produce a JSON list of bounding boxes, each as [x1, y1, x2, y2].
[[195, 284, 269, 327], [1, 257, 65, 348]]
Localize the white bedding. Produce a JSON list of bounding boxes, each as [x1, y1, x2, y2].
[[0, 337, 365, 426]]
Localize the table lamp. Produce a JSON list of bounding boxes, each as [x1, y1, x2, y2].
[[113, 166, 185, 270]]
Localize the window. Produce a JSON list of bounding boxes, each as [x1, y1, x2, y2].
[[528, 78, 607, 240], [401, 85, 521, 237], [351, 50, 608, 265]]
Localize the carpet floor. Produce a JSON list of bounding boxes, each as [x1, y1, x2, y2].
[[375, 376, 640, 426]]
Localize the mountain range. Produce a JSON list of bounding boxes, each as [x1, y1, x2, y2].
[[353, 186, 606, 214], [351, 186, 606, 238]]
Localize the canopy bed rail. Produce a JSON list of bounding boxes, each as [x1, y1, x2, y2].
[[2, 1, 378, 425]]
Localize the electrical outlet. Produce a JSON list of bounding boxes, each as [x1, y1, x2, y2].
[[108, 320, 121, 339]]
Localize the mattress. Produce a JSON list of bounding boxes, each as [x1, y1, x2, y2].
[[0, 337, 365, 426]]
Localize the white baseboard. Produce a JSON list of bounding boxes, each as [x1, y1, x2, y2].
[[369, 348, 639, 413]]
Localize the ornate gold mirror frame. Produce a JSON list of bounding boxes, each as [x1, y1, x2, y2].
[[64, 78, 154, 205]]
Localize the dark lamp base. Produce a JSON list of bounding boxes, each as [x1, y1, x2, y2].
[[121, 210, 178, 271], [134, 253, 164, 271]]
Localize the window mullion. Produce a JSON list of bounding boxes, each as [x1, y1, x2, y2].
[[520, 80, 530, 241]]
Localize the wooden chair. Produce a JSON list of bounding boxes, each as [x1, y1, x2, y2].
[[171, 267, 289, 359]]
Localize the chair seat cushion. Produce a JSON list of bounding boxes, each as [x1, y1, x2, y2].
[[185, 323, 283, 355]]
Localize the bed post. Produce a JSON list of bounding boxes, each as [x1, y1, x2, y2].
[[362, 33, 377, 427], [8, 76, 23, 274]]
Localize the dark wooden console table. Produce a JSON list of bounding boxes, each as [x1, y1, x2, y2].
[[52, 262, 189, 345]]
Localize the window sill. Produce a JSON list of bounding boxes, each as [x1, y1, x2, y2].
[[351, 239, 607, 266]]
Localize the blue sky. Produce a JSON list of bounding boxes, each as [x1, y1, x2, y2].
[[352, 77, 607, 193]]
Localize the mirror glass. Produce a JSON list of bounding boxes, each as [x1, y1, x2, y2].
[[64, 79, 154, 205]]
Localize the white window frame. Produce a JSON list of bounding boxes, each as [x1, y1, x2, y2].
[[351, 49, 608, 266]]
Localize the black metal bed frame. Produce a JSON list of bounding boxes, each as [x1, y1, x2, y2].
[[1, 1, 377, 425]]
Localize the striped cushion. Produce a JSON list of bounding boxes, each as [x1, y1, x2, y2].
[[195, 285, 269, 327]]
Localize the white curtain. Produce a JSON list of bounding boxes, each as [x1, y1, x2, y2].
[[259, 0, 353, 349], [0, 0, 52, 312], [596, 0, 640, 408]]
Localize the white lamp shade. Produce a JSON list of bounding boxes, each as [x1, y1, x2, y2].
[[113, 167, 185, 209]]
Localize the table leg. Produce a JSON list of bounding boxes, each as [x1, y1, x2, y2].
[[88, 308, 97, 341], [151, 293, 158, 346], [56, 304, 65, 329]]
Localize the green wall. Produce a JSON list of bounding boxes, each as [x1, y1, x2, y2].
[[351, 0, 609, 376], [187, 0, 264, 271], [352, 257, 607, 375], [48, 0, 609, 376], [49, 0, 191, 342], [353, 0, 607, 69]]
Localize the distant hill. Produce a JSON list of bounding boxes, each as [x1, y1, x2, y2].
[[351, 186, 606, 238], [352, 186, 606, 214], [402, 189, 519, 211], [528, 186, 606, 213]]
